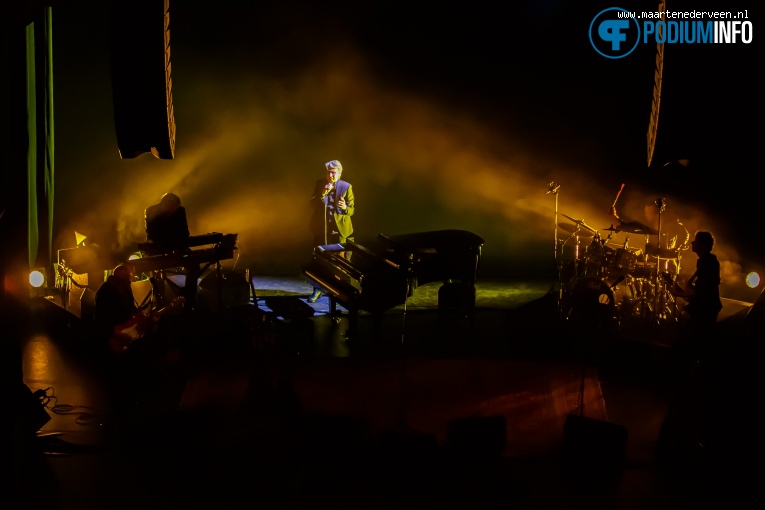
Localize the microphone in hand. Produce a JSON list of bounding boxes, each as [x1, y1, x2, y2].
[[321, 181, 335, 199]]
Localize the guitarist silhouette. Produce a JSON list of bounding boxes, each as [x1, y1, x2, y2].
[[683, 231, 723, 332], [94, 264, 139, 352], [95, 263, 186, 354], [665, 231, 723, 364]]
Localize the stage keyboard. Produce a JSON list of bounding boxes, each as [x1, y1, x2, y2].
[[131, 233, 237, 273], [138, 232, 230, 255]]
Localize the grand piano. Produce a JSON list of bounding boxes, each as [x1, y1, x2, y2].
[[302, 229, 484, 336]]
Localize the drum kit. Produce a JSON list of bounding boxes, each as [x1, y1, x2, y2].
[[549, 183, 691, 331]]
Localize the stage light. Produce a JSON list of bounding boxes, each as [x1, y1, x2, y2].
[[29, 267, 53, 299], [128, 252, 142, 261], [746, 272, 761, 288], [29, 269, 46, 288]]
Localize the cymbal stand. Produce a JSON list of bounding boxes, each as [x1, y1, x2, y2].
[[547, 182, 563, 315], [629, 235, 658, 327], [631, 198, 677, 328], [557, 225, 581, 282], [653, 198, 675, 324], [572, 232, 581, 279]]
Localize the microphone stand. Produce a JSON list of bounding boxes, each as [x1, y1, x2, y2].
[[323, 196, 328, 246], [321, 181, 335, 245]]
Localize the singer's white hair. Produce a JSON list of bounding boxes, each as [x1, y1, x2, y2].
[[325, 160, 343, 173]]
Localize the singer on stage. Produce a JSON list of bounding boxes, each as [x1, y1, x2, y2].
[[308, 159, 355, 303]]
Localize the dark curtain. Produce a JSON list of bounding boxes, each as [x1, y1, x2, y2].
[[0, 6, 54, 326], [26, 7, 55, 271]]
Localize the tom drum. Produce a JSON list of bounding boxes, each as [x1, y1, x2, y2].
[[608, 248, 637, 276]]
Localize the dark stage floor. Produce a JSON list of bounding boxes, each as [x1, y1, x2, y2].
[[6, 275, 763, 509]]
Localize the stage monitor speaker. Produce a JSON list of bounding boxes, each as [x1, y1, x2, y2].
[[110, 0, 175, 159], [563, 414, 628, 483], [197, 270, 251, 312]]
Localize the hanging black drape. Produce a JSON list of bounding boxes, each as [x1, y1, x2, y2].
[[26, 7, 55, 272], [0, 6, 54, 320]]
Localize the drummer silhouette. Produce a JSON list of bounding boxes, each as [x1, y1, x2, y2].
[[609, 204, 658, 237], [609, 199, 688, 276]]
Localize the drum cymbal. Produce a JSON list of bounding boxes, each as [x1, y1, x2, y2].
[[615, 221, 659, 235], [645, 245, 680, 258], [561, 214, 597, 233], [558, 223, 594, 236]]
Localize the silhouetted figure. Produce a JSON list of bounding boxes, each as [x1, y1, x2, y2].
[[144, 192, 200, 306], [308, 160, 355, 303], [145, 192, 190, 254], [656, 231, 722, 482], [682, 230, 723, 355], [94, 263, 140, 355]]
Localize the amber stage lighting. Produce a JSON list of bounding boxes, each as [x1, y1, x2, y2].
[[29, 267, 57, 298], [29, 268, 46, 288]]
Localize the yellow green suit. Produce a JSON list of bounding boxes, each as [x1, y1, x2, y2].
[[310, 179, 355, 245]]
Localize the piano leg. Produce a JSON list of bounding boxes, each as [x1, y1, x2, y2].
[[346, 308, 359, 342], [184, 263, 202, 308]]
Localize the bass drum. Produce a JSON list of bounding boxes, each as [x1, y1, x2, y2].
[[566, 277, 617, 327]]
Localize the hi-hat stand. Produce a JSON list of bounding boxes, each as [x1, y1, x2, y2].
[[629, 198, 679, 328]]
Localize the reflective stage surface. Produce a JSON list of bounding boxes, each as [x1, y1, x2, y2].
[[8, 275, 761, 509]]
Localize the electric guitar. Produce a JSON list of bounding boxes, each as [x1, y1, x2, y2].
[[662, 272, 695, 301], [109, 296, 185, 354]]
